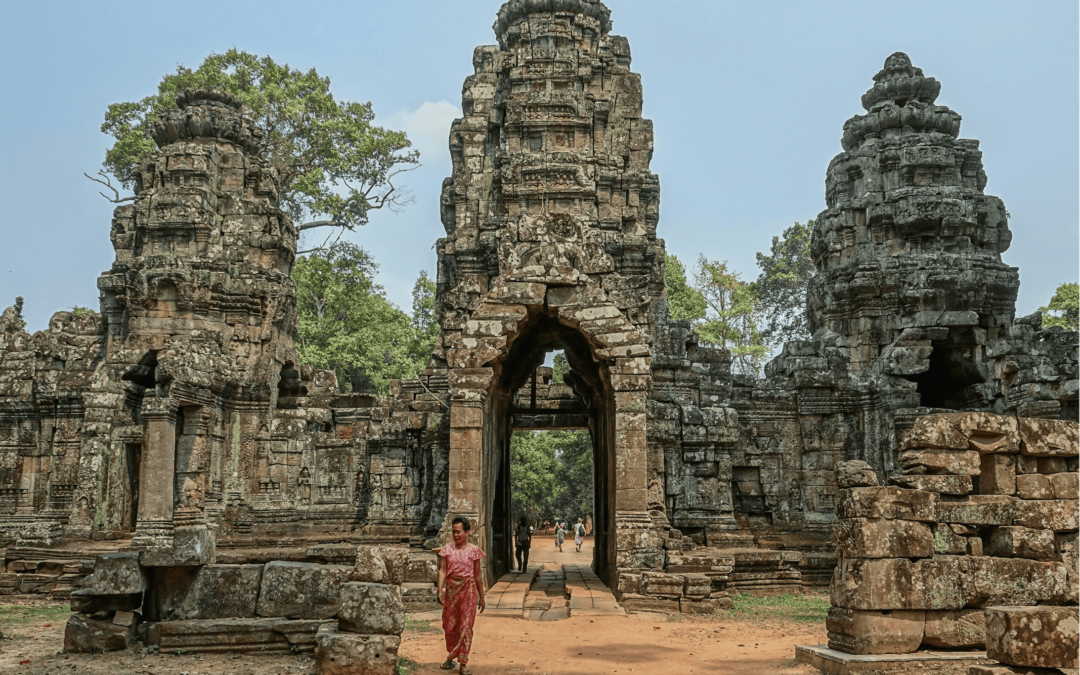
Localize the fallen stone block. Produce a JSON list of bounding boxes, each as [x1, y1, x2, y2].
[[939, 412, 1020, 453], [830, 557, 963, 611], [985, 605, 1079, 669], [826, 607, 925, 654], [146, 564, 263, 621], [899, 449, 981, 476], [351, 546, 407, 585], [890, 474, 973, 495], [1016, 474, 1055, 500], [936, 495, 1016, 526], [836, 487, 939, 521], [256, 561, 352, 619], [338, 582, 404, 635], [315, 629, 400, 675], [1019, 418, 1079, 457], [69, 589, 143, 614], [84, 552, 146, 596], [959, 557, 1071, 607], [1014, 499, 1079, 531], [834, 518, 934, 558], [64, 612, 136, 653], [901, 416, 969, 451], [139, 526, 215, 567], [146, 617, 334, 653], [986, 527, 1056, 560], [923, 609, 985, 648]]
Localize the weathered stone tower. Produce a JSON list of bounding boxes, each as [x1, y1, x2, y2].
[[434, 0, 666, 581]]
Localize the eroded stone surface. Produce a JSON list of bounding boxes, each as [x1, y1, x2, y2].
[[923, 609, 985, 649], [826, 607, 925, 654], [256, 562, 352, 619], [338, 582, 404, 635], [985, 606, 1079, 669], [315, 630, 400, 675]]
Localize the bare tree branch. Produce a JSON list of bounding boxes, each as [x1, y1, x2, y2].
[[83, 171, 135, 203]]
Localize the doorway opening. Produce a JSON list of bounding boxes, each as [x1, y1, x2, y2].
[[485, 313, 616, 583], [905, 327, 988, 409]]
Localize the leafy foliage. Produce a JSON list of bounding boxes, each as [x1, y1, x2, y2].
[[552, 352, 570, 384], [97, 49, 419, 247], [1039, 282, 1079, 331], [293, 242, 434, 394], [510, 430, 593, 527], [664, 252, 707, 322], [692, 256, 767, 376], [755, 221, 814, 348], [11, 297, 26, 330], [69, 306, 96, 316]]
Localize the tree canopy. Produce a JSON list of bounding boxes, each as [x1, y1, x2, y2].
[[1040, 282, 1079, 331], [293, 241, 434, 394], [664, 252, 707, 322], [755, 220, 814, 348], [94, 49, 419, 250], [692, 256, 767, 376], [510, 430, 593, 528]]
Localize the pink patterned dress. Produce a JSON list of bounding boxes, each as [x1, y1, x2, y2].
[[438, 542, 485, 664]]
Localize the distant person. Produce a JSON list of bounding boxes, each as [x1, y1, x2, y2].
[[554, 521, 565, 552], [574, 517, 586, 552], [437, 515, 486, 674], [514, 515, 532, 573]]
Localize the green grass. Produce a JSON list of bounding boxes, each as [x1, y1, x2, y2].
[[404, 615, 441, 633], [726, 592, 829, 623], [0, 604, 72, 628], [396, 656, 419, 674]]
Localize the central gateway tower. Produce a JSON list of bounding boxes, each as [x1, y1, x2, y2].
[[436, 0, 665, 581]]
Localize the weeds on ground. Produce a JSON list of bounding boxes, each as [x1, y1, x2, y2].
[[404, 615, 441, 633], [726, 592, 829, 623], [397, 656, 418, 674], [0, 604, 72, 629]]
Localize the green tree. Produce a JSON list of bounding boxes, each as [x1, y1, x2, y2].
[[755, 221, 815, 348], [693, 256, 767, 377], [408, 270, 439, 369], [293, 242, 421, 395], [549, 430, 593, 521], [91, 49, 419, 250], [510, 429, 593, 528], [1039, 283, 1079, 331], [552, 352, 570, 384], [664, 252, 707, 322]]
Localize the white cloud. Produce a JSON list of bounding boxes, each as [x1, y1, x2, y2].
[[379, 100, 462, 167]]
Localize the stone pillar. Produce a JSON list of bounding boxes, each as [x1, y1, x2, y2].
[[132, 397, 176, 548], [447, 401, 483, 527]]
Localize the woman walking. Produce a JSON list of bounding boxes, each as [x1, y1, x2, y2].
[[554, 521, 565, 552], [438, 516, 486, 674], [574, 517, 586, 552]]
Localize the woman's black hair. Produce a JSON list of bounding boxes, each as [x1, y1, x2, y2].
[[452, 515, 471, 531], [518, 515, 527, 526]]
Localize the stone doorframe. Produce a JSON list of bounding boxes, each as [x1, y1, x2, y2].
[[444, 279, 653, 586]]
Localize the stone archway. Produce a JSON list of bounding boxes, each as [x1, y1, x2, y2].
[[445, 283, 652, 585]]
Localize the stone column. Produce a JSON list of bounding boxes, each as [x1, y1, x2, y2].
[[132, 397, 177, 548]]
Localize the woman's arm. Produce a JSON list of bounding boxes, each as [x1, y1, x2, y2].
[[437, 554, 446, 605], [473, 558, 485, 613]]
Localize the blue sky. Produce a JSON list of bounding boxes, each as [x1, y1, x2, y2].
[[1, 0, 1076, 332]]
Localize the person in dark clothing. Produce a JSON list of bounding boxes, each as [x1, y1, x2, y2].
[[514, 516, 532, 572]]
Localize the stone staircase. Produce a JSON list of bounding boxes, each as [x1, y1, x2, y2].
[[485, 563, 624, 621]]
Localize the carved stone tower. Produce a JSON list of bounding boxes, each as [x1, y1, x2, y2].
[[435, 0, 666, 581]]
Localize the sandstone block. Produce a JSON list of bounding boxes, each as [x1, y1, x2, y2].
[[351, 547, 408, 585], [1049, 472, 1079, 499], [256, 562, 352, 619], [837, 460, 879, 488], [1016, 474, 1054, 500], [680, 597, 727, 614], [85, 552, 146, 596], [899, 449, 981, 475], [64, 612, 136, 653], [683, 574, 711, 598], [932, 524, 970, 555], [836, 487, 938, 521], [1019, 418, 1079, 457], [1057, 531, 1078, 569], [890, 474, 973, 495], [833, 518, 934, 558], [315, 630, 400, 675], [139, 526, 215, 567], [405, 552, 439, 583], [985, 606, 1079, 669], [830, 557, 963, 611], [147, 564, 264, 621], [146, 617, 334, 654], [1014, 500, 1079, 531], [901, 416, 969, 451], [338, 583, 404, 636], [959, 557, 1071, 607], [923, 609, 986, 648], [826, 607, 925, 654], [939, 412, 1020, 453], [986, 527, 1056, 560], [968, 666, 1064, 675], [980, 454, 1016, 495], [69, 590, 143, 614], [618, 593, 680, 613], [936, 495, 1015, 526], [640, 572, 684, 597]]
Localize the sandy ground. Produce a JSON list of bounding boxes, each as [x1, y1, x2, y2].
[[1, 539, 827, 675]]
